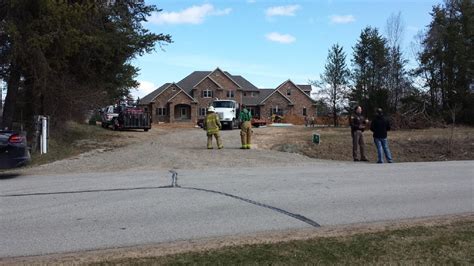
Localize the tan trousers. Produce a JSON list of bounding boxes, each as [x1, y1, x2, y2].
[[207, 132, 223, 149], [240, 121, 252, 148], [352, 130, 367, 160]]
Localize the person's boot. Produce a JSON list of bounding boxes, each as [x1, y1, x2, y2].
[[240, 134, 246, 149]]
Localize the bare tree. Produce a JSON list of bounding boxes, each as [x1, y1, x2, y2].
[[385, 12, 408, 112], [312, 44, 350, 127], [385, 12, 405, 48]]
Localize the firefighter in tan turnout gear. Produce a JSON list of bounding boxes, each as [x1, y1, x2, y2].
[[239, 106, 253, 149], [204, 106, 223, 149]]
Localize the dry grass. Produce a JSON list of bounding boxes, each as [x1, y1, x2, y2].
[[254, 126, 474, 162], [29, 122, 138, 166]]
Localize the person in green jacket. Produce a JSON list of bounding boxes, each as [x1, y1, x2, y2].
[[239, 106, 253, 149], [204, 106, 223, 149]]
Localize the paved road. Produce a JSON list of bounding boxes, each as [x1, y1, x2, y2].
[[1, 160, 473, 257]]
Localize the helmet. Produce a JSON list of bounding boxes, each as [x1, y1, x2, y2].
[[207, 106, 215, 112]]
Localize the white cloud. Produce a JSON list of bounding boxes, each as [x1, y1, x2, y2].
[[265, 5, 300, 17], [330, 15, 356, 24], [265, 32, 296, 44], [149, 4, 231, 25], [132, 81, 156, 99]]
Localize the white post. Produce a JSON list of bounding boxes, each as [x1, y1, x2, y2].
[[41, 116, 48, 154]]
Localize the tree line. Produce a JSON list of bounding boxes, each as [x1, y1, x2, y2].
[[313, 0, 473, 128], [0, 0, 171, 130]]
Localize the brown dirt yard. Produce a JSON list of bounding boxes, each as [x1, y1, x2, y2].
[[7, 123, 473, 176], [254, 125, 474, 162]]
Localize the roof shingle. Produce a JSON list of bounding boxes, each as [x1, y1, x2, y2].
[[242, 89, 274, 106], [139, 83, 170, 105], [176, 71, 210, 94], [297, 84, 312, 92]]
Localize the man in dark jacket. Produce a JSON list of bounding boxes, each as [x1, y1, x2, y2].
[[350, 106, 369, 161], [370, 108, 393, 163]]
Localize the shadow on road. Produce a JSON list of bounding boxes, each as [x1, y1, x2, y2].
[[0, 172, 22, 180]]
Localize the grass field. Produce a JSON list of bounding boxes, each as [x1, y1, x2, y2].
[[254, 126, 474, 162], [91, 219, 473, 265]]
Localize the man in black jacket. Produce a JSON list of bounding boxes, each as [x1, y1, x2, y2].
[[350, 106, 369, 161], [370, 108, 393, 163]]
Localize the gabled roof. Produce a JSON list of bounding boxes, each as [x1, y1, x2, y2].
[[177, 71, 210, 94], [260, 88, 294, 105], [175, 69, 259, 93], [139, 83, 171, 105], [232, 75, 259, 91], [139, 83, 197, 105], [211, 67, 242, 89], [297, 84, 312, 92], [193, 75, 223, 89], [275, 80, 316, 102], [167, 83, 197, 103], [243, 89, 274, 106]]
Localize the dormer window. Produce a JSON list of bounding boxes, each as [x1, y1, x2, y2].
[[287, 89, 292, 96]]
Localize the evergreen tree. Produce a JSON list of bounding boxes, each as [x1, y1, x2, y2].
[[416, 0, 473, 124], [0, 0, 172, 129], [351, 27, 390, 118]]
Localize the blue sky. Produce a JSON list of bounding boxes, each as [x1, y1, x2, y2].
[[131, 0, 441, 99]]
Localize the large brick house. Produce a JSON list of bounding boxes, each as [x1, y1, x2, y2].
[[139, 68, 316, 124]]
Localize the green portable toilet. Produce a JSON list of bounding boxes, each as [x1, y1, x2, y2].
[[312, 132, 320, 144]]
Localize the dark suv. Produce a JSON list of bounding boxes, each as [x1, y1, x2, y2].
[[0, 130, 31, 169]]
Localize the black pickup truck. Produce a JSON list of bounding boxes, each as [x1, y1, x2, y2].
[[0, 130, 31, 169]]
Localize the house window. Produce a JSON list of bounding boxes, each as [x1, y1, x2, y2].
[[227, 90, 235, 98], [156, 107, 167, 116], [199, 107, 207, 116], [202, 89, 213, 98], [243, 92, 247, 96], [287, 89, 292, 96], [271, 106, 284, 116], [303, 107, 307, 116], [251, 92, 255, 97]]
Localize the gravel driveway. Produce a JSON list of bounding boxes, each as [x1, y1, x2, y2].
[[20, 127, 333, 175]]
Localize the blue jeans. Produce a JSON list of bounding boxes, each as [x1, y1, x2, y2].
[[374, 138, 393, 163]]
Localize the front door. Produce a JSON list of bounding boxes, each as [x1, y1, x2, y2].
[[180, 107, 187, 119]]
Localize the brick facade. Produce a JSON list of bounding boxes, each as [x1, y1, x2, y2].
[[140, 68, 316, 125], [208, 69, 242, 104], [193, 77, 221, 120], [274, 80, 316, 117], [260, 91, 293, 119], [148, 83, 196, 123]]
